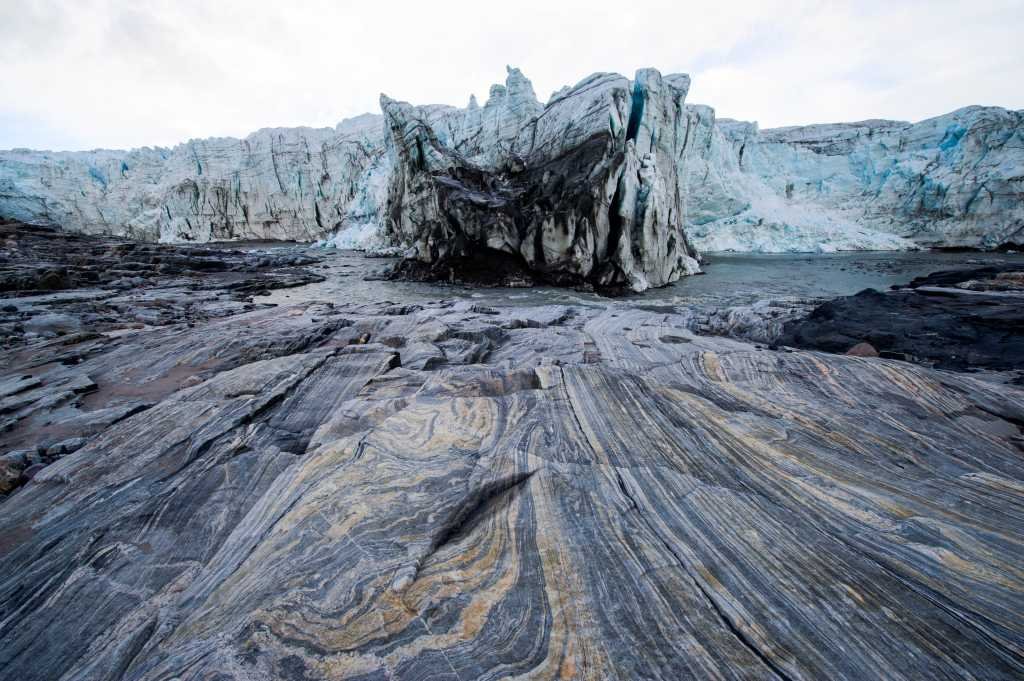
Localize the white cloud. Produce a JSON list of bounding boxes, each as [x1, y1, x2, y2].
[[1, 0, 1022, 150]]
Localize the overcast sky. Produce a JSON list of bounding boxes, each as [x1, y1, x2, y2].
[[2, 0, 1022, 151]]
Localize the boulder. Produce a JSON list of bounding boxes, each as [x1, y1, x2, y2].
[[0, 451, 29, 494], [846, 342, 880, 357], [21, 462, 47, 481]]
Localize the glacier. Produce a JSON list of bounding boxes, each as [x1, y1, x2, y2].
[[0, 113, 388, 244], [379, 68, 700, 291], [685, 105, 1024, 252], [1, 67, 1022, 255]]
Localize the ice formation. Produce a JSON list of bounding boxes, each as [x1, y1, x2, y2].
[[1, 68, 1021, 254], [380, 68, 700, 291], [0, 114, 387, 244], [684, 105, 1024, 251]]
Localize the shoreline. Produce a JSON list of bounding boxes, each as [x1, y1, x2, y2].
[[1, 221, 1022, 678]]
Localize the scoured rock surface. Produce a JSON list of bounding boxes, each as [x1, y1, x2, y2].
[[1, 233, 1023, 679], [0, 219, 326, 347], [0, 220, 334, 494]]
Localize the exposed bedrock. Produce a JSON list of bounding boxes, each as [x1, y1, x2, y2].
[[1, 224, 1024, 679], [2, 292, 1024, 679], [381, 69, 701, 292], [779, 264, 1024, 372]]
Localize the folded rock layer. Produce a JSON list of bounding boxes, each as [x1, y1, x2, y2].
[[1, 224, 1023, 679], [1, 293, 1022, 680]]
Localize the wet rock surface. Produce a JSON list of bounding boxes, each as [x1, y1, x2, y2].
[[779, 264, 1024, 374], [0, 219, 324, 347], [0, 224, 1023, 679]]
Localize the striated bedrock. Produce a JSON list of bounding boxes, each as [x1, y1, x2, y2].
[[0, 114, 388, 244], [1, 225, 1023, 678], [1, 288, 1024, 678], [381, 69, 701, 292], [685, 104, 1024, 252]]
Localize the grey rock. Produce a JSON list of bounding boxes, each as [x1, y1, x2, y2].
[[0, 451, 29, 494], [0, 375, 41, 398], [43, 437, 88, 457], [0, 293, 1021, 680], [19, 462, 46, 480]]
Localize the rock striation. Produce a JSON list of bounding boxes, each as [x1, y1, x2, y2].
[[1, 224, 1023, 679], [381, 68, 700, 292]]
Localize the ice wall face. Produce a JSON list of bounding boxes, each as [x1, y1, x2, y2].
[[1, 68, 1021, 254], [381, 68, 700, 292], [685, 105, 1024, 251], [0, 115, 387, 243]]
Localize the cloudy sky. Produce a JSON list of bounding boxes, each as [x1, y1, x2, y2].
[[2, 0, 1022, 151]]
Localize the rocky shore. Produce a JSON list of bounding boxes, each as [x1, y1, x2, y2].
[[780, 263, 1024, 378], [1, 223, 1022, 679], [0, 220, 329, 493]]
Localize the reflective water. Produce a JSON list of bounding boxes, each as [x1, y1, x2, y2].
[[263, 249, 1024, 310]]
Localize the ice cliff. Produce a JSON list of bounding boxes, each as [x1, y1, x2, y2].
[[0, 114, 388, 243], [380, 68, 700, 291], [684, 105, 1024, 251], [1, 68, 1022, 254]]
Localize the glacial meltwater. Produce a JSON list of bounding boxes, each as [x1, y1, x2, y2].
[[263, 248, 1024, 309]]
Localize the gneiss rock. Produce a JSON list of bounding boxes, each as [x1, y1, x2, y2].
[[0, 299, 1022, 679], [381, 68, 700, 292], [0, 221, 344, 495]]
